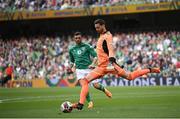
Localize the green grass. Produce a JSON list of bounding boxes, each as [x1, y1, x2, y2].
[[0, 86, 180, 118]]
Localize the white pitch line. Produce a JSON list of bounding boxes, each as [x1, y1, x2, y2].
[[0, 95, 78, 103], [0, 93, 176, 104]]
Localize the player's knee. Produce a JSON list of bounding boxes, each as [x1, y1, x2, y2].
[[126, 73, 135, 80], [79, 78, 89, 86], [81, 78, 89, 85]]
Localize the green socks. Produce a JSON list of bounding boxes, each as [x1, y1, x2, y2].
[[94, 83, 105, 92], [86, 92, 91, 103]]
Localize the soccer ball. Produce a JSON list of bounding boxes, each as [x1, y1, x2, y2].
[[60, 101, 73, 113]]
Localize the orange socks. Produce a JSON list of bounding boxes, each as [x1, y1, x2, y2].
[[79, 79, 89, 104], [127, 69, 150, 80], [113, 63, 150, 80]]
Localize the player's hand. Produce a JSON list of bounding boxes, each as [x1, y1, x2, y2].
[[71, 66, 76, 73], [88, 65, 95, 69], [109, 57, 116, 64]]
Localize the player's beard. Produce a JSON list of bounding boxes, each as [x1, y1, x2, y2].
[[96, 29, 103, 34], [100, 28, 105, 34], [76, 39, 81, 44]]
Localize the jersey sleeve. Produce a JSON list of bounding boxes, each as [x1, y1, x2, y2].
[[88, 45, 97, 58], [68, 49, 74, 63], [106, 34, 115, 58]]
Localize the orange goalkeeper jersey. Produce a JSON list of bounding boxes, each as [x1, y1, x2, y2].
[[96, 31, 115, 67]]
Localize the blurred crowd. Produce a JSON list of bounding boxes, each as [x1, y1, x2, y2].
[[0, 31, 179, 81], [0, 0, 177, 12]]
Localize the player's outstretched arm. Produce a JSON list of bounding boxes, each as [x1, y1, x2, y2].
[[88, 57, 97, 69]]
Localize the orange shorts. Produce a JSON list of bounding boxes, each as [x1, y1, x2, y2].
[[85, 66, 118, 83]]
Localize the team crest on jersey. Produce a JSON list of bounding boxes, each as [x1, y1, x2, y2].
[[77, 50, 82, 55], [77, 47, 86, 55]]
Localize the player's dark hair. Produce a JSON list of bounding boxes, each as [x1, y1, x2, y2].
[[94, 19, 106, 25], [74, 32, 82, 36]]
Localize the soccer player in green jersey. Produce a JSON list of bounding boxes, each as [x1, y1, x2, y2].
[[69, 32, 112, 109]]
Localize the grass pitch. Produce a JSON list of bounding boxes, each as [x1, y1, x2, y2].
[[0, 86, 180, 118]]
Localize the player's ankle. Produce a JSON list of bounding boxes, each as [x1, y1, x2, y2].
[[77, 102, 84, 110]]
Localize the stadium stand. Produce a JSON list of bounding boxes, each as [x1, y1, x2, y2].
[[0, 0, 178, 12], [0, 31, 179, 81]]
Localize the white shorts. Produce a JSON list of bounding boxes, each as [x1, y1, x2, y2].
[[75, 69, 101, 84]]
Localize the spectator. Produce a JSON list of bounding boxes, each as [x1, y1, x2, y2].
[[0, 31, 179, 80], [1, 64, 13, 86], [0, 0, 174, 11]]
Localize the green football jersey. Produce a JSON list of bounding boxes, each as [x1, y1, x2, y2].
[[69, 42, 97, 69]]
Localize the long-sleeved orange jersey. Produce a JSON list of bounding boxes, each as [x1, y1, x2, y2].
[[96, 31, 115, 67]]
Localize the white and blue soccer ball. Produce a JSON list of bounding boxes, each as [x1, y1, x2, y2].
[[60, 101, 73, 113]]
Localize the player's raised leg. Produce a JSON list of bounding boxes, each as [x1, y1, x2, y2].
[[93, 82, 112, 98], [111, 59, 160, 80]]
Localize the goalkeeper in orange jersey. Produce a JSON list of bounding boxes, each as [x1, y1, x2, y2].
[[72, 19, 160, 110]]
